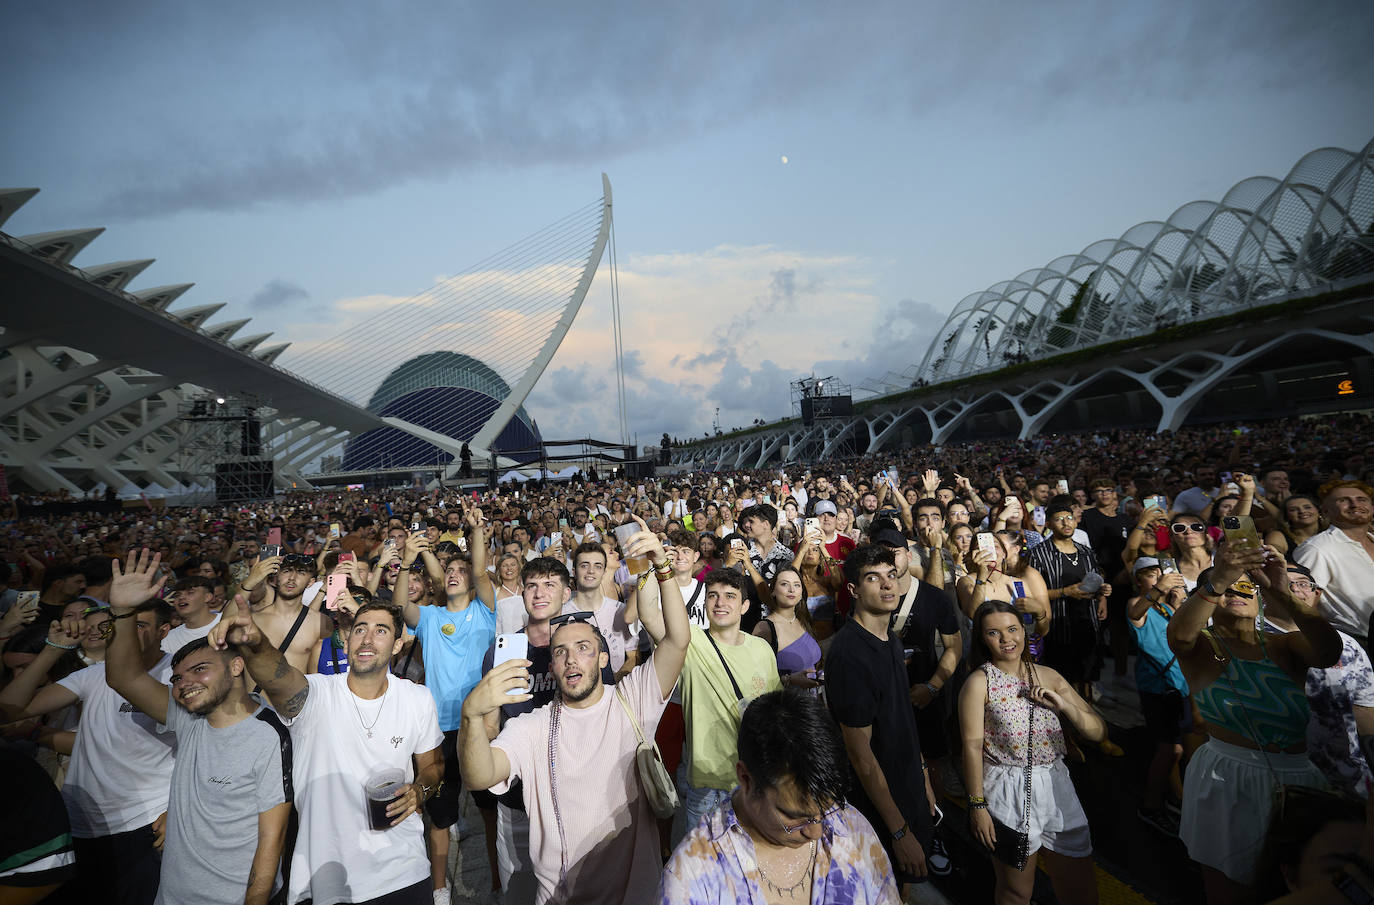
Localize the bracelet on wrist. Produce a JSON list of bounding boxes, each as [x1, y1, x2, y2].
[[924, 682, 940, 696], [44, 638, 79, 651]]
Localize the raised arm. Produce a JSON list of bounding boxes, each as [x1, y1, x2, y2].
[[397, 536, 425, 629], [624, 524, 688, 697], [105, 550, 172, 724], [210, 602, 309, 718], [0, 620, 81, 717], [458, 660, 529, 791], [467, 512, 495, 610], [1167, 543, 1262, 657]]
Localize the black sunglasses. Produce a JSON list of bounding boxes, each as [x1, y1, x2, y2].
[[1170, 523, 1207, 534], [549, 612, 594, 629], [281, 554, 317, 571]]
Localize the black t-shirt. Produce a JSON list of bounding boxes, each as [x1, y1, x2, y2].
[[1078, 508, 1133, 582], [891, 580, 960, 686], [824, 620, 932, 861]]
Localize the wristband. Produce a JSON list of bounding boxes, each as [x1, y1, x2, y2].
[[924, 682, 940, 697], [44, 638, 79, 651], [967, 795, 988, 809], [890, 822, 909, 842]]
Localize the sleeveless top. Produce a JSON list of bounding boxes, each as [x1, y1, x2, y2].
[[774, 630, 822, 677], [1193, 632, 1309, 748], [982, 662, 1068, 767]]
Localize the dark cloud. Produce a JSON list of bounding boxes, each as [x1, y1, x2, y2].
[[7, 0, 1369, 221], [710, 267, 823, 346], [248, 278, 308, 311]]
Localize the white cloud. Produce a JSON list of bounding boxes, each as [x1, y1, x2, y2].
[[271, 242, 940, 443]]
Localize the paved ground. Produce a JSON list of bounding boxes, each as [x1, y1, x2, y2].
[[439, 660, 1204, 905]]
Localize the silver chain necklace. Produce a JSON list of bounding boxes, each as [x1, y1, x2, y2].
[[350, 682, 390, 738], [756, 839, 816, 900]]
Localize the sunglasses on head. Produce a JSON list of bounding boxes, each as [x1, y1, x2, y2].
[[281, 554, 317, 571], [1171, 523, 1207, 534], [549, 612, 594, 629]]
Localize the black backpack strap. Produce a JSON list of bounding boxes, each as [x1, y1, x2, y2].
[[705, 631, 745, 701], [253, 606, 312, 695], [254, 708, 297, 899]]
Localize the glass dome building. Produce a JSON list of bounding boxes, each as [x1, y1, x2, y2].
[[340, 351, 541, 469]]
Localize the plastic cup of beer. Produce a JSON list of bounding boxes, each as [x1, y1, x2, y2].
[[365, 767, 406, 830], [614, 523, 650, 575]]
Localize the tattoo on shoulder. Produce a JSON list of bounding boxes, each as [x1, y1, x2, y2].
[[281, 685, 309, 718]]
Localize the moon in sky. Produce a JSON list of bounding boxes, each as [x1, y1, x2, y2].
[[781, 155, 789, 164]]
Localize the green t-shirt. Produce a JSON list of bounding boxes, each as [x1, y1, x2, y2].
[[681, 624, 782, 790]]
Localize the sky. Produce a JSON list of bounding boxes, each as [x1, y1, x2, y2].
[[4, 0, 1373, 450]]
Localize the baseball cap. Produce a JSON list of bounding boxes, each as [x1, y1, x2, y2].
[[872, 528, 909, 549], [1132, 556, 1160, 573], [814, 500, 838, 516]]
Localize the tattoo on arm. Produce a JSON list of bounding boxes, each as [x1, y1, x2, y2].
[[246, 866, 258, 890], [271, 655, 291, 680], [281, 686, 309, 718]]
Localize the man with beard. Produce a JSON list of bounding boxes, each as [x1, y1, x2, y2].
[[0, 585, 176, 905], [460, 527, 690, 905], [213, 597, 443, 905], [227, 552, 331, 675], [1297, 480, 1374, 640], [105, 550, 291, 905]]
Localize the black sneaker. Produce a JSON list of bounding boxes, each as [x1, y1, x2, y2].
[[927, 835, 953, 876], [1137, 806, 1179, 838]]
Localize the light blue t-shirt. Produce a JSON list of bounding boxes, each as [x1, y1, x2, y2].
[[1132, 605, 1189, 695], [416, 602, 497, 731]]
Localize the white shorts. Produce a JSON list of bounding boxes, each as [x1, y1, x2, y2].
[[1179, 739, 1327, 883], [984, 760, 1092, 859]]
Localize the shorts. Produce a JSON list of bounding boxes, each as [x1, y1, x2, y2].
[[984, 760, 1092, 859], [1139, 690, 1190, 745], [425, 729, 465, 828], [1179, 739, 1327, 883]]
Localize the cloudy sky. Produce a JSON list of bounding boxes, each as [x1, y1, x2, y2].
[[5, 0, 1372, 447]]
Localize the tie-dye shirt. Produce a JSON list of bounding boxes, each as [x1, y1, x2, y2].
[[656, 797, 900, 905]]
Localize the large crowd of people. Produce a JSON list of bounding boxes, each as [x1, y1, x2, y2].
[[3, 412, 1374, 905]]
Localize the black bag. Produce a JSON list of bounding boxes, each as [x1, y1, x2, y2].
[[990, 693, 1034, 870]]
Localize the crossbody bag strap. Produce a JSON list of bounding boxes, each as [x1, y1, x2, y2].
[[252, 605, 312, 694], [614, 687, 648, 747], [892, 581, 920, 636], [705, 631, 744, 701]]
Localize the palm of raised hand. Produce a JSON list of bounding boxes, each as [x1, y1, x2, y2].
[[110, 549, 166, 611]]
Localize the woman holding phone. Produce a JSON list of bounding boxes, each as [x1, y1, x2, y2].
[[960, 600, 1105, 905], [1167, 544, 1341, 904]]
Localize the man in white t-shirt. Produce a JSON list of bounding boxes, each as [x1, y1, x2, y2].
[[161, 575, 223, 654], [215, 599, 444, 905], [105, 549, 292, 905], [569, 542, 637, 674], [460, 527, 691, 905], [0, 597, 176, 905]]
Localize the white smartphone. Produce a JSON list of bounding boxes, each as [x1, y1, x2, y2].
[[494, 633, 530, 697], [976, 532, 998, 559], [550, 531, 563, 548]]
